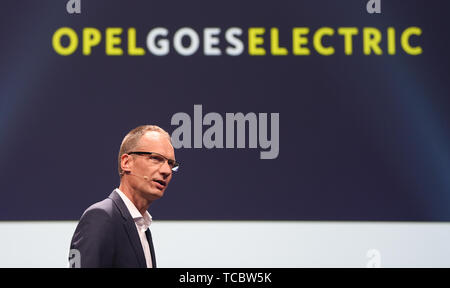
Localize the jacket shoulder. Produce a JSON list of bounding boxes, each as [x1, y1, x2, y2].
[[80, 197, 121, 223]]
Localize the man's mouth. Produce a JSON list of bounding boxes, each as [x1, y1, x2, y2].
[[153, 179, 167, 188]]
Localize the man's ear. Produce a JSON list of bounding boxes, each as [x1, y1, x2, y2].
[[121, 154, 133, 174]]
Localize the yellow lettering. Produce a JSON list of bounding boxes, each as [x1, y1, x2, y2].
[[82, 28, 101, 55], [337, 27, 358, 55], [248, 28, 266, 56], [128, 28, 145, 56], [313, 27, 335, 56], [105, 27, 123, 56], [401, 27, 422, 55], [270, 28, 288, 55], [52, 27, 78, 56], [292, 28, 310, 55], [363, 27, 382, 55], [387, 27, 396, 55]]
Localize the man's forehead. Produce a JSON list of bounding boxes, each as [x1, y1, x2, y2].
[[141, 131, 167, 141], [137, 131, 174, 154]]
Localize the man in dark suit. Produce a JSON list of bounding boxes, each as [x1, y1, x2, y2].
[[69, 125, 179, 268]]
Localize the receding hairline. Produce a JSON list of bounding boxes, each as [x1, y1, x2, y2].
[[131, 130, 173, 150], [121, 129, 172, 149]]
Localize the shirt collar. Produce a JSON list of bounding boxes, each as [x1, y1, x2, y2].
[[115, 188, 152, 229]]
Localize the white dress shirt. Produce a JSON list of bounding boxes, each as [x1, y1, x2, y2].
[[115, 188, 153, 268]]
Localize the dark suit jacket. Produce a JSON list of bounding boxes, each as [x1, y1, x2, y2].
[[69, 190, 157, 268]]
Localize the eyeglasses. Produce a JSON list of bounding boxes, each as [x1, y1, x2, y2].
[[127, 151, 180, 172]]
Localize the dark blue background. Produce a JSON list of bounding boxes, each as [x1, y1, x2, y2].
[[1, 0, 449, 220]]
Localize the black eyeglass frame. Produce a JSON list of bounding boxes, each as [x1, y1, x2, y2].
[[127, 151, 180, 172]]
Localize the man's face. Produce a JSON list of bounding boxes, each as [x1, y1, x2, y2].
[[126, 131, 175, 201]]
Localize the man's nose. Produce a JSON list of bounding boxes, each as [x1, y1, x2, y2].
[[159, 160, 172, 177]]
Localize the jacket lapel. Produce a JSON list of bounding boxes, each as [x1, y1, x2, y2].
[[109, 190, 147, 268]]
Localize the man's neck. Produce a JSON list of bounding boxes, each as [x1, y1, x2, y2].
[[118, 182, 151, 216]]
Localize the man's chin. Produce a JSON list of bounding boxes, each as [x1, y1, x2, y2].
[[144, 188, 165, 201]]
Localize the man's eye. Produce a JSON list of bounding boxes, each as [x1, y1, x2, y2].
[[149, 155, 164, 163]]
